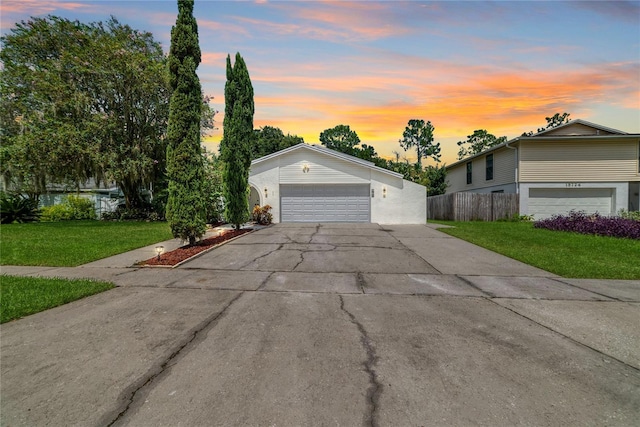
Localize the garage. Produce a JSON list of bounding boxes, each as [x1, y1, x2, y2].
[[248, 143, 427, 224], [528, 188, 613, 219], [280, 184, 370, 222]]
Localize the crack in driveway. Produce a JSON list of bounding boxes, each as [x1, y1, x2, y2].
[[103, 292, 244, 426], [339, 295, 381, 427], [291, 251, 305, 271], [238, 244, 284, 269]]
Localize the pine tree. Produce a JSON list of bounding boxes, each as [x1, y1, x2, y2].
[[220, 53, 254, 229], [165, 0, 207, 244]]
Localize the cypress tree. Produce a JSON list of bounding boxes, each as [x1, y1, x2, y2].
[[220, 53, 254, 229], [165, 0, 207, 244]]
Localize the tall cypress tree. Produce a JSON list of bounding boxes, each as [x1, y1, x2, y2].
[[165, 0, 207, 244], [220, 53, 254, 229]]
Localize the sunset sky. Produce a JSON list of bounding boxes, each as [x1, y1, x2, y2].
[[2, 0, 639, 165]]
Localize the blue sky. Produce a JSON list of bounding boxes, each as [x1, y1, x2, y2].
[[2, 0, 639, 164]]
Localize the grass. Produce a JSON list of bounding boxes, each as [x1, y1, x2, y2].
[[1, 220, 173, 266], [1, 275, 114, 323], [432, 221, 640, 280]]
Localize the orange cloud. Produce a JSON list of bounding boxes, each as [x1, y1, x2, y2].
[[225, 58, 638, 165]]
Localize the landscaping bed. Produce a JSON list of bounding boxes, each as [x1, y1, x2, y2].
[[533, 211, 639, 240], [140, 228, 252, 267]]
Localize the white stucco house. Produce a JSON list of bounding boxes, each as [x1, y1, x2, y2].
[[445, 120, 640, 219], [248, 143, 426, 224]]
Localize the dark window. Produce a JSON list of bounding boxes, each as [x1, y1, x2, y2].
[[466, 162, 472, 184], [486, 154, 494, 181]]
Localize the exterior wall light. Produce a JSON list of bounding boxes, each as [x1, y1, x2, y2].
[[155, 245, 164, 260], [302, 164, 310, 173], [371, 188, 375, 198], [383, 187, 387, 198], [264, 187, 268, 198]]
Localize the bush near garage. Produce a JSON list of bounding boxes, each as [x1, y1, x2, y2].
[[533, 210, 640, 240], [252, 204, 273, 225]]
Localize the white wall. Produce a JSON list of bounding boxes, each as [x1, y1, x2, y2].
[[248, 163, 280, 222], [370, 170, 426, 224]]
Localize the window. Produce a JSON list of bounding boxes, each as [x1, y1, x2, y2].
[[486, 154, 494, 181], [466, 162, 472, 184]]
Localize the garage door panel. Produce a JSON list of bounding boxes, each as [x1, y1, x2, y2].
[[528, 188, 613, 219], [281, 184, 370, 223]]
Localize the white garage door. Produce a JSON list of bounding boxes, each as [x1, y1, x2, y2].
[[280, 184, 370, 222], [528, 188, 613, 219]]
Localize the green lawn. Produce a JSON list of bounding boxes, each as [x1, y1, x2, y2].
[[1, 221, 172, 266], [0, 275, 114, 323], [432, 221, 640, 280]]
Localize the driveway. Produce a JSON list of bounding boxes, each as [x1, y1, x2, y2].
[[2, 223, 639, 426]]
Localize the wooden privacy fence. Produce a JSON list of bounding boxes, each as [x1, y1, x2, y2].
[[427, 192, 519, 221]]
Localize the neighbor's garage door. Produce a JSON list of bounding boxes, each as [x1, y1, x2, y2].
[[280, 184, 370, 222], [528, 188, 613, 219]]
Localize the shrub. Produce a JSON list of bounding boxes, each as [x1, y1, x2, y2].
[[534, 210, 640, 240], [0, 192, 40, 223], [618, 209, 640, 222], [66, 195, 96, 220], [498, 213, 534, 222], [100, 204, 164, 222], [252, 204, 273, 225], [40, 204, 73, 222], [40, 195, 96, 222]]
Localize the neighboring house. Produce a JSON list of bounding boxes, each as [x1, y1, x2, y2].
[[446, 120, 640, 219], [249, 143, 426, 224], [39, 179, 123, 217]]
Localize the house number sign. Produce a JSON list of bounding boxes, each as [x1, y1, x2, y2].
[[565, 183, 582, 187]]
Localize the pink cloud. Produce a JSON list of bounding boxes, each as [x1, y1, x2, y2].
[[0, 0, 89, 15], [197, 18, 250, 37]]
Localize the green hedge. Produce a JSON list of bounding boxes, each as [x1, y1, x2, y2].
[[40, 195, 96, 222]]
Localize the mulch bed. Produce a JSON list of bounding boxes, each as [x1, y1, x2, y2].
[[140, 228, 252, 267]]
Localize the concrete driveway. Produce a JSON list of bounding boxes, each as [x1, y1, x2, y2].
[[2, 223, 639, 426]]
